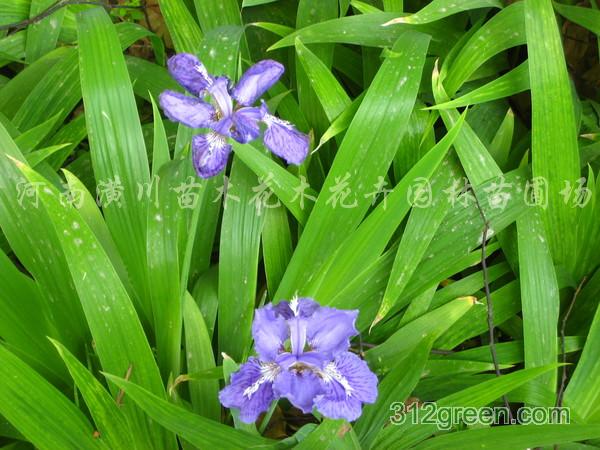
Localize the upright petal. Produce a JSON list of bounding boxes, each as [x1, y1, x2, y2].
[[252, 304, 288, 361], [273, 368, 323, 414], [167, 53, 212, 95], [159, 90, 215, 128], [288, 316, 308, 356], [307, 307, 358, 358], [219, 358, 280, 423], [231, 107, 263, 143], [207, 76, 233, 118], [263, 114, 309, 165], [273, 297, 319, 320], [232, 60, 284, 106], [314, 352, 378, 422], [192, 133, 232, 178]]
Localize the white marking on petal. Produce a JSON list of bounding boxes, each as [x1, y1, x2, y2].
[[194, 64, 212, 87], [289, 297, 299, 316], [262, 113, 292, 129], [242, 362, 280, 399], [322, 361, 354, 397]]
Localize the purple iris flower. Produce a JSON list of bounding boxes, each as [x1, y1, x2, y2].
[[219, 298, 378, 423], [159, 53, 309, 178]]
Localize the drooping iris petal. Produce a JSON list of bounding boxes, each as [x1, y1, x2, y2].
[[232, 60, 285, 106], [207, 76, 233, 118], [192, 132, 232, 178], [252, 304, 288, 361], [314, 352, 378, 422], [273, 369, 323, 414], [231, 107, 263, 143], [219, 358, 280, 423], [307, 307, 358, 358], [263, 114, 309, 165], [167, 53, 212, 95], [159, 90, 215, 129]]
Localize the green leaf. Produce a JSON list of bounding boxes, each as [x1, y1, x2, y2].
[[384, 0, 502, 25], [517, 209, 559, 400], [191, 266, 219, 338], [14, 111, 63, 154], [127, 56, 180, 103], [350, 0, 382, 14], [13, 160, 175, 450], [0, 122, 88, 351], [0, 250, 65, 383], [428, 61, 529, 111], [194, 0, 241, 32], [12, 49, 79, 131], [157, 0, 203, 53], [25, 144, 70, 167], [445, 337, 583, 365], [564, 299, 600, 421], [553, 2, 600, 36], [0, 345, 104, 450], [0, 47, 69, 119], [183, 292, 220, 421], [0, 0, 29, 26], [443, 1, 525, 95], [25, 0, 65, 63], [488, 107, 514, 169], [269, 13, 459, 54], [262, 204, 293, 299], [146, 160, 186, 377], [365, 297, 476, 373], [46, 114, 87, 170], [77, 7, 152, 317], [525, 0, 581, 270], [373, 365, 560, 448], [61, 169, 131, 294], [355, 338, 434, 448], [150, 95, 170, 176], [415, 425, 600, 449], [232, 142, 314, 225], [374, 153, 460, 323], [316, 92, 364, 149], [275, 30, 431, 301], [295, 37, 351, 122], [104, 374, 277, 449], [295, 420, 351, 450], [50, 339, 135, 450], [218, 159, 266, 361]]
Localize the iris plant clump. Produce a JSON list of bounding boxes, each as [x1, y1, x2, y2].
[[219, 297, 378, 423], [159, 53, 309, 178]]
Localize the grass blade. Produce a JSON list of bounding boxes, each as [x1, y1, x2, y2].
[[0, 345, 104, 450], [525, 0, 581, 270]]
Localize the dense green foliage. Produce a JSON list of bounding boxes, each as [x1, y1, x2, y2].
[[1, 0, 600, 448]]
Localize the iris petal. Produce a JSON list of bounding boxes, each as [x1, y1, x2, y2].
[[307, 307, 358, 358], [314, 352, 378, 422], [272, 369, 323, 414], [219, 358, 280, 423], [159, 90, 215, 129], [263, 114, 309, 165], [231, 107, 263, 143], [167, 53, 212, 95], [232, 60, 284, 106], [252, 304, 288, 361], [192, 133, 232, 178], [207, 76, 233, 118]]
